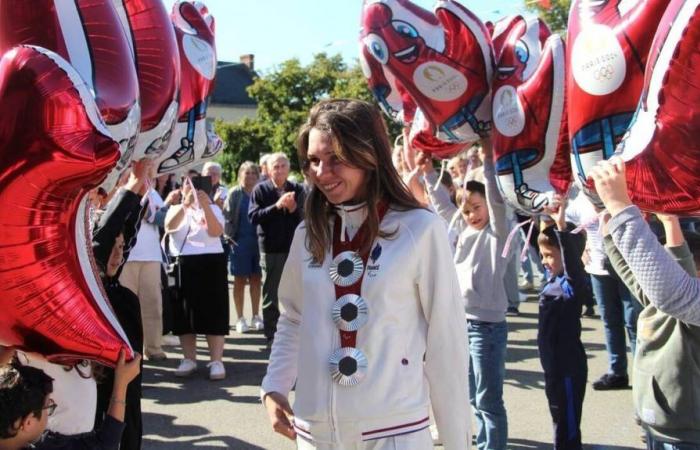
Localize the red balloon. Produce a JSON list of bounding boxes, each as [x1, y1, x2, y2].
[[566, 0, 668, 201], [0, 46, 131, 366], [0, 0, 141, 190], [360, 0, 494, 150], [156, 0, 217, 174], [616, 0, 700, 215], [114, 0, 181, 161], [491, 17, 571, 214]]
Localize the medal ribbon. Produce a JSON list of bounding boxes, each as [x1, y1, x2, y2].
[[331, 202, 388, 348]]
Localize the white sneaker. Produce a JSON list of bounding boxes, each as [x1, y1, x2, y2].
[[207, 361, 226, 380], [162, 334, 180, 346], [518, 279, 534, 291], [251, 315, 264, 331], [174, 359, 197, 377], [235, 318, 250, 334], [429, 424, 442, 445]]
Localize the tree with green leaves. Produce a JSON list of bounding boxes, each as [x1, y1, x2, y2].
[[525, 0, 571, 34], [215, 53, 402, 183]]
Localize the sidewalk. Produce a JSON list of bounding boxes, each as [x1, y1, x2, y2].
[[141, 292, 643, 449]]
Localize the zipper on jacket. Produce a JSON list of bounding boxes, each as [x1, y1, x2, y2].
[[328, 334, 338, 441]]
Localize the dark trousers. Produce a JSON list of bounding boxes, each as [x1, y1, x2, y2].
[[262, 252, 288, 340], [538, 296, 587, 450]]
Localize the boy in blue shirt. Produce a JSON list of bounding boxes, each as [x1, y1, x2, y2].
[[537, 199, 589, 450]]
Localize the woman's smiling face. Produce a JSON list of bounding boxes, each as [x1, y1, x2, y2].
[[305, 128, 367, 205]]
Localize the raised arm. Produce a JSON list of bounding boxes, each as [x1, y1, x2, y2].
[[481, 139, 508, 238], [591, 157, 700, 326]]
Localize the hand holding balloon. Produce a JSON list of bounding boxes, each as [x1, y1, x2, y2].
[[124, 159, 154, 195], [589, 157, 632, 217]]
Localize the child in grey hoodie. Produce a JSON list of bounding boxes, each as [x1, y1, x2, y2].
[[425, 139, 509, 450]]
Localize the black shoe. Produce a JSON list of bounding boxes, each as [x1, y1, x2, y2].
[[582, 305, 596, 317], [265, 338, 274, 351], [592, 373, 629, 390], [506, 306, 520, 317]]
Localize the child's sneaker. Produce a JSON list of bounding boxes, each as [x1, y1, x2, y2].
[[251, 315, 264, 331]]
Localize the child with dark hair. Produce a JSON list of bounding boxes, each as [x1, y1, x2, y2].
[[0, 350, 140, 450], [536, 198, 589, 450]]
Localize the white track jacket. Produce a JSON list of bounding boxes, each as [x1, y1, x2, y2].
[[261, 206, 470, 449]]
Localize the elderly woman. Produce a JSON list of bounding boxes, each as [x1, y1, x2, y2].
[[165, 180, 229, 381], [261, 99, 470, 450], [224, 161, 263, 333]]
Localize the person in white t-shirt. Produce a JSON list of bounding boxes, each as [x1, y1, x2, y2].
[[165, 181, 229, 381]]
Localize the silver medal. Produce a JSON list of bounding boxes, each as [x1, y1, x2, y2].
[[329, 251, 364, 287], [331, 294, 369, 331], [329, 347, 368, 386]]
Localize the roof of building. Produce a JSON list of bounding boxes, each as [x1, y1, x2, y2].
[[210, 61, 257, 106]]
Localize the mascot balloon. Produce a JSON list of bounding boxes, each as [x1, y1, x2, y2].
[[360, 0, 494, 159], [156, 1, 218, 174], [492, 17, 571, 214], [615, 0, 700, 215], [566, 0, 668, 202]]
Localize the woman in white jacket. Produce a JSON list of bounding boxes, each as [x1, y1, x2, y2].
[[261, 99, 470, 450]]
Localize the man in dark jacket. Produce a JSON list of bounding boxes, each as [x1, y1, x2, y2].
[[248, 153, 304, 346]]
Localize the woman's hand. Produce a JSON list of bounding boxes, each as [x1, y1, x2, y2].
[[589, 156, 632, 216], [264, 392, 296, 440], [196, 190, 211, 207], [164, 189, 181, 206], [183, 189, 196, 208]]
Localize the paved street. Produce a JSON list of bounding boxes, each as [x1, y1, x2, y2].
[[142, 291, 644, 449]]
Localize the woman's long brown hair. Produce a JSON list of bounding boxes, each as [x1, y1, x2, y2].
[[297, 99, 423, 263]]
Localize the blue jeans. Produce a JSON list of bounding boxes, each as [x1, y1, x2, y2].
[[646, 433, 700, 450], [468, 320, 508, 450], [590, 273, 642, 376]]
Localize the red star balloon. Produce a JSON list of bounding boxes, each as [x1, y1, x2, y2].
[[0, 46, 131, 366], [156, 0, 218, 174], [616, 0, 700, 215], [492, 17, 571, 214], [0, 0, 141, 192], [566, 0, 668, 204]]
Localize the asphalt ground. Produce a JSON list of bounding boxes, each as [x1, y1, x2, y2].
[[142, 290, 644, 449]]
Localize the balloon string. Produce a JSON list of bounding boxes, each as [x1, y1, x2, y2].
[[501, 218, 533, 259], [572, 212, 603, 234], [141, 179, 158, 223], [462, 160, 473, 190], [185, 176, 201, 210], [520, 219, 536, 262], [425, 159, 447, 194]]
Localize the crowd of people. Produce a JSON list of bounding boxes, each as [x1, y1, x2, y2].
[[1, 98, 699, 450]]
